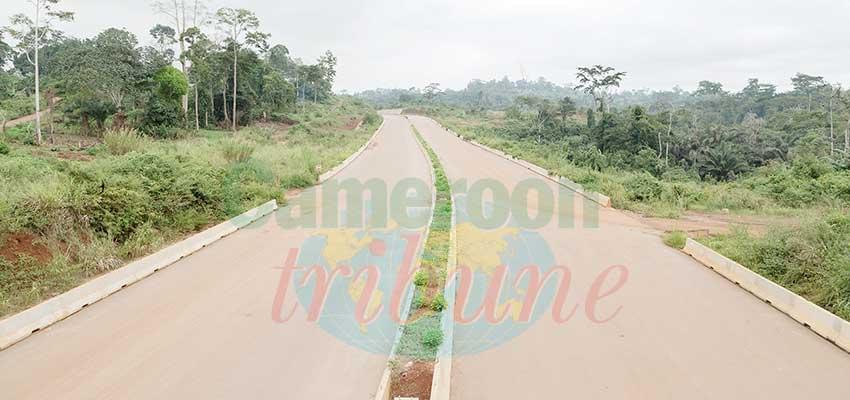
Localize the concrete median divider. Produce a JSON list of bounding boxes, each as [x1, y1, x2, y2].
[[430, 194, 458, 400], [0, 200, 278, 351], [683, 238, 850, 353]]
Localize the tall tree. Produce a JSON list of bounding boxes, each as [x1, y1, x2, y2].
[[215, 7, 268, 131], [3, 0, 74, 145], [791, 73, 827, 112], [695, 80, 725, 97], [575, 65, 626, 114], [424, 82, 442, 102], [557, 96, 576, 125], [153, 0, 206, 122]]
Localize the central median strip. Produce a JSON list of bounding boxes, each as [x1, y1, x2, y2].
[[386, 124, 454, 400]]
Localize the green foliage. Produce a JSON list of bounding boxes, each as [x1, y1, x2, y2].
[[422, 328, 444, 349], [396, 314, 441, 361], [103, 129, 145, 155], [431, 293, 447, 312], [0, 141, 9, 155], [220, 139, 255, 163], [413, 270, 429, 287], [663, 231, 687, 249], [704, 214, 850, 320], [140, 94, 181, 137], [0, 97, 379, 317], [624, 173, 663, 201], [153, 66, 189, 100]]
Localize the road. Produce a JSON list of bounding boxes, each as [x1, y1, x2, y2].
[[3, 113, 850, 399], [0, 112, 433, 399], [408, 115, 850, 399]]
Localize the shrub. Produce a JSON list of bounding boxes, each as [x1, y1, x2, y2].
[[104, 129, 145, 155], [421, 328, 444, 349], [413, 293, 431, 309], [624, 173, 663, 201], [221, 139, 255, 163], [431, 293, 447, 312], [0, 142, 9, 155], [414, 270, 429, 287], [140, 95, 181, 137], [663, 231, 687, 249], [154, 66, 189, 100]]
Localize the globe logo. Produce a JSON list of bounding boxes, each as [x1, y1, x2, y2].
[[283, 194, 558, 356]]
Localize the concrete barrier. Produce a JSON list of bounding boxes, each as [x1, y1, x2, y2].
[[320, 118, 386, 183], [430, 189, 458, 400], [683, 238, 850, 353], [440, 128, 613, 209], [0, 200, 278, 351]]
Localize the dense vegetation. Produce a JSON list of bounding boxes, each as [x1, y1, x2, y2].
[[0, 0, 338, 139], [0, 98, 380, 316], [0, 0, 381, 316], [373, 67, 850, 322]]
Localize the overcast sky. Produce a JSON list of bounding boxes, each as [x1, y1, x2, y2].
[[3, 0, 850, 93]]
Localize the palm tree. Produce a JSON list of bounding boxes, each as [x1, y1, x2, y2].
[[699, 142, 748, 180]]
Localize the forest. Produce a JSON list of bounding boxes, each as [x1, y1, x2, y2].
[[0, 0, 339, 139], [360, 67, 850, 320]]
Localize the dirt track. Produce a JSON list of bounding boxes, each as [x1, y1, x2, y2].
[[408, 115, 850, 399], [0, 112, 432, 399]]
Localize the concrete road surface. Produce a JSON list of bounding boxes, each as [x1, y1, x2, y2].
[[408, 115, 850, 399], [0, 113, 432, 399]]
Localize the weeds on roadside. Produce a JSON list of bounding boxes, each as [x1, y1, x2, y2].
[[663, 231, 687, 249], [104, 129, 146, 155]]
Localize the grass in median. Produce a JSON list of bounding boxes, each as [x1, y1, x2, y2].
[[397, 124, 452, 360], [0, 97, 382, 317], [390, 122, 453, 400]]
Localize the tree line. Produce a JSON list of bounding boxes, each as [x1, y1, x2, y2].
[[0, 0, 338, 143], [359, 67, 850, 182]]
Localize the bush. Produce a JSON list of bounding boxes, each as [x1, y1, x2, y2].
[[414, 270, 429, 287], [431, 293, 447, 312], [140, 95, 181, 137], [663, 231, 687, 249], [421, 328, 444, 349], [0, 142, 9, 155], [153, 66, 189, 100], [104, 129, 145, 155], [624, 173, 663, 201], [413, 293, 431, 309]]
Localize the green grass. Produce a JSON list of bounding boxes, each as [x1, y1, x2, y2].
[[0, 97, 382, 317], [396, 313, 443, 360], [393, 124, 454, 363], [663, 231, 687, 249], [104, 129, 147, 155], [702, 213, 850, 320]]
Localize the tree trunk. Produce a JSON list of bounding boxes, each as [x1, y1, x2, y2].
[[222, 86, 229, 124], [194, 85, 200, 131], [845, 113, 850, 158], [829, 96, 835, 156], [34, 4, 42, 145], [232, 41, 238, 132]]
